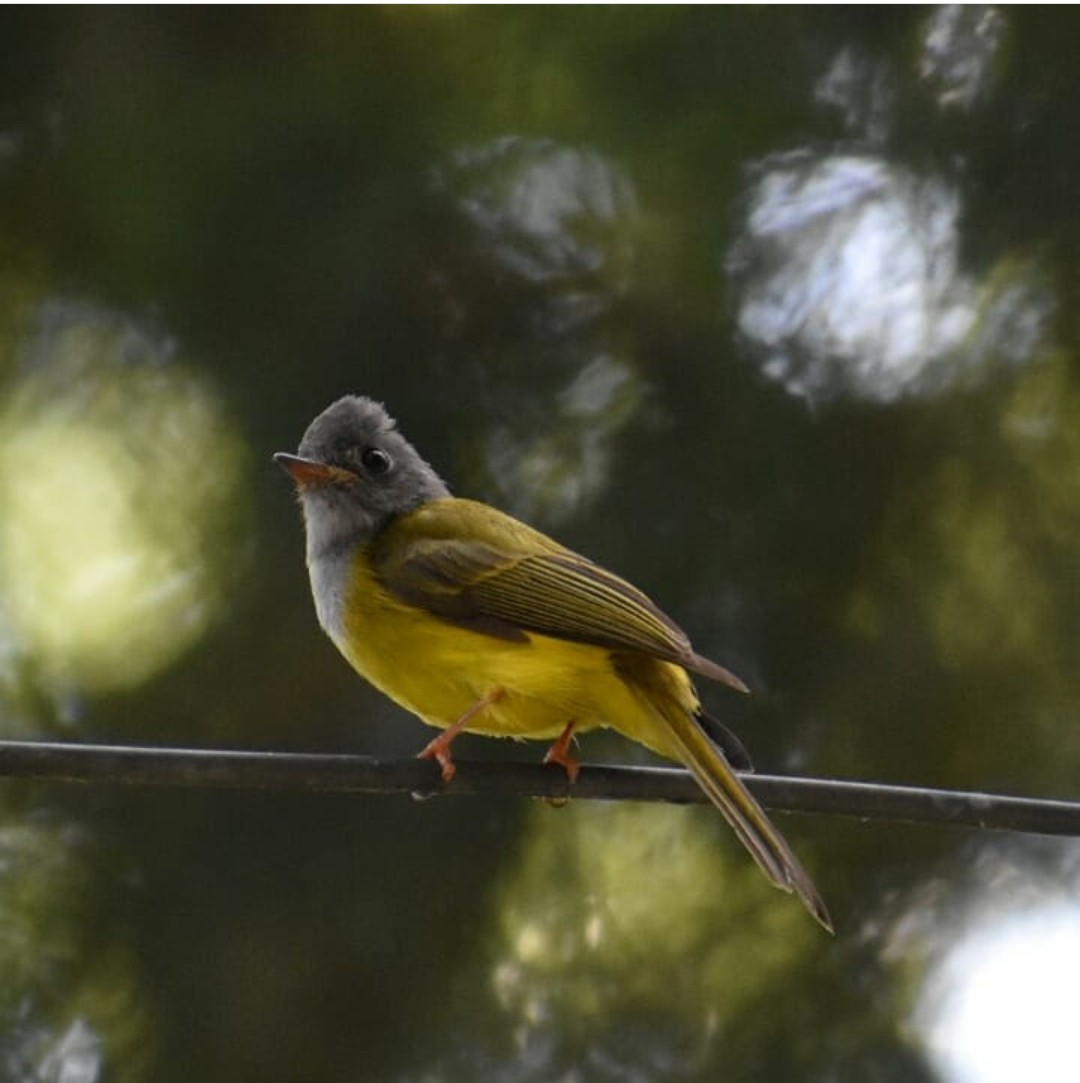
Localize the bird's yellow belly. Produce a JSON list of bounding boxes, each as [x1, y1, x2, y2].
[[335, 554, 688, 751]]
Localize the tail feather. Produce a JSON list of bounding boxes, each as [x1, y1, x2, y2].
[[697, 709, 754, 772], [653, 700, 833, 932]]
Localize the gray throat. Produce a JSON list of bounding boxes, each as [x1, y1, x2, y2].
[[306, 537, 355, 648]]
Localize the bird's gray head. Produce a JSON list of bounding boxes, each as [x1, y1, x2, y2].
[[275, 396, 451, 559]]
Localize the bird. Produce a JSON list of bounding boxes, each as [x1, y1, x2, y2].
[[276, 395, 831, 931]]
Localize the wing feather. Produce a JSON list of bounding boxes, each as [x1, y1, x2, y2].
[[371, 499, 747, 690]]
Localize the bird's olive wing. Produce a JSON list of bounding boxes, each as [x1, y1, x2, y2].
[[370, 501, 747, 690], [381, 535, 694, 656]]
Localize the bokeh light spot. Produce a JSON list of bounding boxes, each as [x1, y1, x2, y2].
[[488, 801, 815, 1049], [0, 303, 249, 697], [727, 151, 1051, 403], [916, 904, 1080, 1083]]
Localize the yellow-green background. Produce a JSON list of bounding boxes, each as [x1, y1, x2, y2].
[[0, 8, 1076, 1082]]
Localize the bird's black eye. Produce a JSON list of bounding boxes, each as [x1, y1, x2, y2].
[[360, 446, 393, 475]]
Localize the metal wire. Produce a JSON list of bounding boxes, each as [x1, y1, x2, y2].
[[0, 739, 1078, 837]]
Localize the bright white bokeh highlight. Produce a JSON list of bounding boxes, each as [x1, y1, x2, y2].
[[728, 151, 1050, 404], [730, 154, 976, 402], [915, 904, 1080, 1083], [433, 135, 638, 292], [920, 5, 1006, 111]]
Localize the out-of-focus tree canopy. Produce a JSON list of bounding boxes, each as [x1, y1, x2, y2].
[[1, 7, 1079, 1082]]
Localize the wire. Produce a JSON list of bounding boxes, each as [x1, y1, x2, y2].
[[0, 738, 1077, 837]]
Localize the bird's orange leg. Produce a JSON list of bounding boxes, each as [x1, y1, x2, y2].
[[543, 719, 580, 783], [417, 688, 506, 784]]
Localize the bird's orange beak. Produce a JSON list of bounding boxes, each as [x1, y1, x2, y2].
[[274, 453, 356, 488]]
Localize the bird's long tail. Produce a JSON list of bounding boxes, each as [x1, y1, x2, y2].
[[632, 681, 832, 932]]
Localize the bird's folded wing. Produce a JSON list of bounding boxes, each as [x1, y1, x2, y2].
[[371, 499, 747, 690]]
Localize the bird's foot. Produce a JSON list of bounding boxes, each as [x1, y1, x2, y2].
[[416, 688, 506, 786], [417, 730, 459, 784], [543, 719, 580, 783]]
